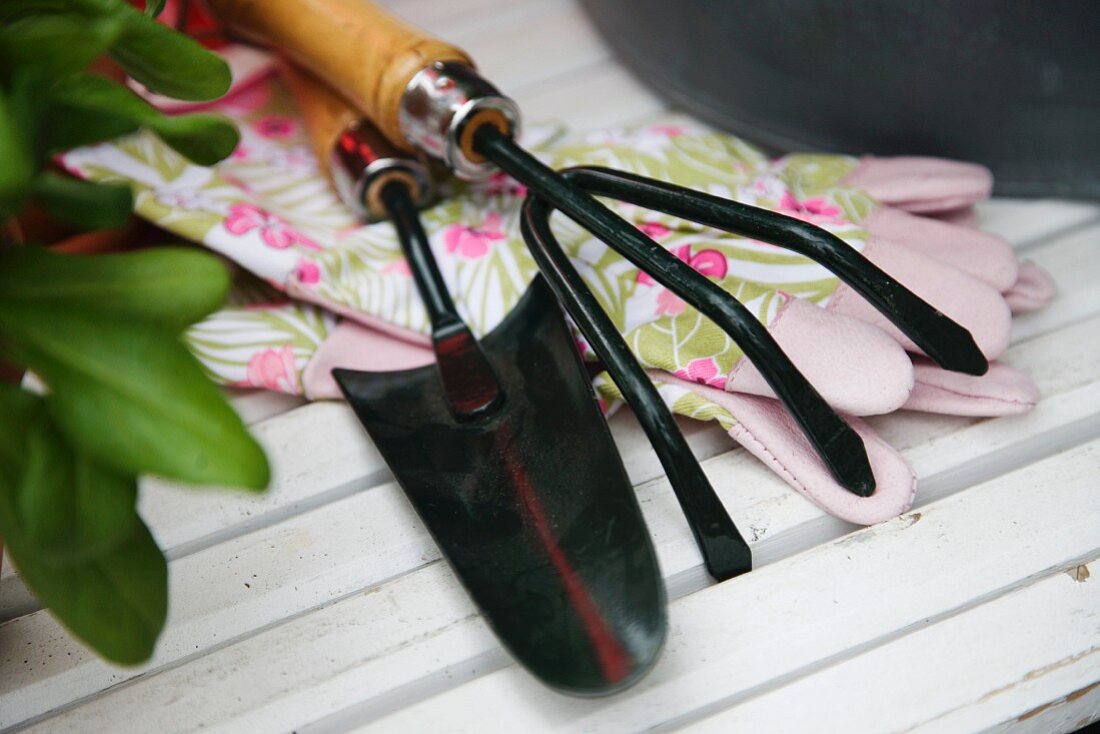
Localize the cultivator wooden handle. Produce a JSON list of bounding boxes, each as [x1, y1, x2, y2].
[[206, 0, 472, 151]]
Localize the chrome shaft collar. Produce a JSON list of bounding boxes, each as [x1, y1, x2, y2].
[[398, 62, 521, 181]]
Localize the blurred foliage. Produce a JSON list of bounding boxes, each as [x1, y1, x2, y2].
[[0, 0, 268, 665]]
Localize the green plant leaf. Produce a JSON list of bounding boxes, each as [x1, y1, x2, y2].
[[151, 111, 240, 166], [8, 0, 231, 100], [48, 73, 239, 165], [0, 246, 230, 330], [108, 5, 231, 101], [2, 515, 167, 665], [0, 88, 34, 221], [41, 99, 143, 154], [2, 0, 230, 98], [0, 15, 122, 79], [0, 384, 163, 665], [0, 382, 39, 469], [0, 1, 71, 23], [0, 385, 138, 563], [30, 172, 133, 230], [0, 309, 270, 489], [144, 0, 166, 18], [18, 417, 140, 564]]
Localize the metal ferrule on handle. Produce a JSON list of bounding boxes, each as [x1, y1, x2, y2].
[[279, 58, 435, 220], [330, 122, 434, 221], [399, 62, 521, 180]]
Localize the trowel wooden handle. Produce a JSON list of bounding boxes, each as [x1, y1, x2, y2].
[[206, 0, 472, 150]]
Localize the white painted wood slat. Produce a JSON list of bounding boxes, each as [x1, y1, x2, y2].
[[1009, 222, 1100, 343], [976, 198, 1100, 249], [678, 561, 1099, 733], [360, 439, 1100, 733]]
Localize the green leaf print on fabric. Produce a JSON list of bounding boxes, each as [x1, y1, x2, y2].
[[771, 153, 876, 224], [185, 289, 335, 395], [593, 373, 736, 433]]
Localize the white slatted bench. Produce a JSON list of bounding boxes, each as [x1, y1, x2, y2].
[[2, 0, 1098, 731]]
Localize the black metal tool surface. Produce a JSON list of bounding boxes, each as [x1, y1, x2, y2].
[[335, 277, 665, 695]]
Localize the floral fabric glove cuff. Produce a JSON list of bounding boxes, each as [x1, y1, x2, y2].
[[63, 65, 1052, 524]]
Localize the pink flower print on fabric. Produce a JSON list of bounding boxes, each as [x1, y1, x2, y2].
[[224, 203, 322, 251], [246, 346, 299, 394], [673, 356, 727, 389], [636, 244, 728, 285], [253, 115, 296, 139], [637, 221, 671, 240], [777, 192, 843, 224], [655, 289, 686, 316], [295, 258, 320, 286], [443, 211, 507, 260], [574, 335, 591, 359]]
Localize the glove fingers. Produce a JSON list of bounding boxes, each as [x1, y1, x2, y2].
[[862, 207, 1018, 292], [662, 376, 917, 525], [1004, 262, 1057, 314], [726, 298, 914, 416], [903, 358, 1039, 416], [827, 238, 1012, 360], [842, 156, 993, 213], [302, 320, 434, 399]]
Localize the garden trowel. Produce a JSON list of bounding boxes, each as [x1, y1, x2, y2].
[[283, 63, 666, 695]]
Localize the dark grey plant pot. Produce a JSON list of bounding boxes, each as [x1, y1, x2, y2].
[[578, 0, 1100, 198]]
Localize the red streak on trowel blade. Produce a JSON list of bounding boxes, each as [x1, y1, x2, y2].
[[500, 431, 631, 685], [435, 330, 500, 416]]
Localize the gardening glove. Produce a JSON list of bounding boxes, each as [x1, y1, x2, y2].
[[593, 113, 1055, 316], [542, 124, 1050, 418], [60, 68, 1048, 524], [183, 268, 433, 397]]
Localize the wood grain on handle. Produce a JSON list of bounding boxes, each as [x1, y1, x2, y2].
[[206, 0, 472, 150]]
